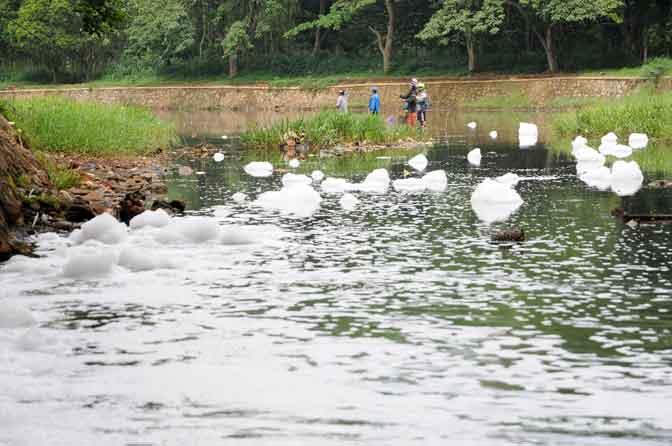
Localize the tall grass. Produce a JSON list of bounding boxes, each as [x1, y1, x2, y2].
[[1, 96, 176, 155], [241, 111, 423, 151], [553, 89, 672, 141], [551, 89, 672, 174]]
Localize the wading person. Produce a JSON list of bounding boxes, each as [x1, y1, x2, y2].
[[400, 78, 418, 127], [369, 87, 381, 114], [416, 82, 429, 129], [336, 90, 348, 113]]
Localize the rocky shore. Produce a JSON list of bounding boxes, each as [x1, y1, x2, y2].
[[0, 113, 180, 260]]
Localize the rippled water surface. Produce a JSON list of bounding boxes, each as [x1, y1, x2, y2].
[[1, 111, 672, 445]]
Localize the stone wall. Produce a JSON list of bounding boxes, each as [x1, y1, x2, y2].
[[0, 77, 666, 111]]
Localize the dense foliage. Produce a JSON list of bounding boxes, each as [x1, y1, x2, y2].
[[0, 0, 670, 83]]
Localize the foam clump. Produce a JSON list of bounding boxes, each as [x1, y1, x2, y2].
[[69, 213, 127, 245], [610, 160, 644, 196], [118, 246, 174, 272], [467, 148, 482, 166], [393, 178, 426, 193], [571, 136, 588, 155], [629, 133, 648, 149], [471, 179, 524, 223], [232, 192, 247, 203], [220, 226, 258, 245], [408, 154, 428, 171], [282, 173, 312, 187], [311, 170, 325, 182], [129, 209, 171, 230], [495, 173, 521, 186], [580, 166, 612, 190], [519, 123, 538, 148], [63, 250, 117, 278], [321, 177, 350, 193], [0, 302, 37, 328], [489, 131, 498, 140], [601, 132, 618, 147], [255, 183, 322, 217], [289, 159, 300, 169], [422, 170, 448, 192], [349, 168, 390, 193], [213, 152, 225, 162], [606, 144, 633, 159], [573, 146, 605, 164], [467, 121, 477, 129], [244, 161, 274, 177], [340, 193, 359, 211], [155, 218, 220, 244]]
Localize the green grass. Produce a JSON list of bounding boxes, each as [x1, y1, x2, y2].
[[1, 96, 176, 155], [33, 152, 81, 190], [548, 96, 605, 109], [241, 110, 424, 151], [551, 88, 672, 174], [467, 91, 532, 109], [582, 57, 672, 80]]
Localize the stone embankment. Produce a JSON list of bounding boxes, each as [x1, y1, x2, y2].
[[1, 76, 670, 111]]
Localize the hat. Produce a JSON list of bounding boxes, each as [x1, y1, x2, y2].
[[410, 78, 418, 87], [417, 82, 425, 90], [371, 86, 378, 93], [339, 90, 345, 95]]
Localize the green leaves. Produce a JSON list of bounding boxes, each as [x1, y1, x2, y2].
[[222, 20, 252, 56], [418, 0, 505, 41]]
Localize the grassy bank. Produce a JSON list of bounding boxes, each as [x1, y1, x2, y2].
[[551, 89, 672, 174], [241, 111, 424, 151], [0, 97, 176, 156]]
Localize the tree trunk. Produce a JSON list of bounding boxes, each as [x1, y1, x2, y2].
[[383, 0, 395, 74], [642, 25, 648, 63], [229, 54, 238, 77], [535, 25, 558, 73], [466, 32, 477, 73], [312, 0, 327, 56]]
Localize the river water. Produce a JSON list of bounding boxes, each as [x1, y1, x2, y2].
[[1, 110, 671, 445]]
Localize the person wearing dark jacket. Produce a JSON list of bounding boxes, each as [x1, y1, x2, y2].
[[400, 78, 418, 127]]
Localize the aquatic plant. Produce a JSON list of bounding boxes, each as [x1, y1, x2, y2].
[[240, 110, 423, 151], [2, 96, 176, 155]]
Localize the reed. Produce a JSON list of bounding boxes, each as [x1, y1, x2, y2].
[[2, 96, 176, 156]]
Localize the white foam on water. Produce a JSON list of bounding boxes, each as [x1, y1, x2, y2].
[[471, 178, 524, 223], [348, 168, 390, 194], [519, 123, 538, 148], [572, 136, 588, 155], [467, 121, 477, 129], [69, 213, 127, 245], [129, 209, 171, 230], [281, 173, 312, 187], [288, 159, 300, 169], [63, 249, 118, 278], [601, 132, 618, 147], [580, 166, 612, 191], [467, 148, 482, 166], [254, 183, 322, 217], [495, 173, 521, 187], [628, 133, 648, 149], [489, 131, 498, 140], [422, 170, 448, 192], [339, 193, 360, 211], [244, 161, 274, 177], [610, 160, 644, 196], [311, 170, 325, 182], [321, 177, 350, 194], [213, 152, 225, 162], [573, 146, 605, 164], [232, 192, 247, 203], [393, 178, 426, 193], [118, 246, 175, 272], [0, 302, 36, 329], [220, 226, 259, 245], [408, 154, 429, 172]]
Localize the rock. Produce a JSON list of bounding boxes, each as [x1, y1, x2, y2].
[[648, 180, 672, 189], [119, 192, 146, 225], [151, 199, 186, 215], [64, 198, 96, 223], [492, 228, 525, 242]]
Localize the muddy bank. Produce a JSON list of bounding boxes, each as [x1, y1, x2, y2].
[[0, 112, 181, 260]]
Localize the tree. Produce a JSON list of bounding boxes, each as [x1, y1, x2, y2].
[[123, 0, 195, 71], [507, 0, 622, 72], [221, 20, 252, 76], [286, 0, 397, 74], [9, 0, 86, 81], [418, 0, 505, 73]]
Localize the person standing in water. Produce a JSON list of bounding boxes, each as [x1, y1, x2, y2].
[[368, 87, 381, 114], [400, 78, 418, 127], [416, 82, 429, 128], [336, 90, 348, 113]]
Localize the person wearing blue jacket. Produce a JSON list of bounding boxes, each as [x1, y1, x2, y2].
[[368, 87, 381, 114]]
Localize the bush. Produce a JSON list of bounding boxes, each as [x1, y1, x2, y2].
[[241, 110, 423, 151], [3, 96, 176, 155]]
